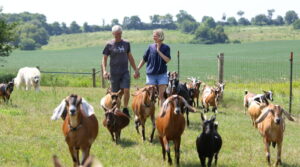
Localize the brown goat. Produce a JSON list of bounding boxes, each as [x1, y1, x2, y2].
[[247, 101, 268, 128], [132, 85, 156, 142], [255, 104, 295, 166], [187, 78, 202, 107], [100, 90, 122, 112], [102, 106, 130, 144], [201, 84, 221, 113], [0, 81, 14, 103], [244, 90, 273, 114], [51, 94, 99, 167], [53, 155, 103, 167], [156, 95, 196, 165]]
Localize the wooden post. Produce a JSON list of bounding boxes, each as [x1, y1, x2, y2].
[[92, 68, 96, 88], [177, 50, 180, 79], [101, 65, 106, 88], [289, 52, 293, 114], [218, 53, 224, 84]]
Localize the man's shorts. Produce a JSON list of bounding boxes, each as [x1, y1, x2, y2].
[[146, 72, 168, 85], [110, 71, 130, 92]]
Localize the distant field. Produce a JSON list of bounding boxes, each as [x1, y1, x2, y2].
[[225, 26, 300, 42], [2, 40, 300, 84]]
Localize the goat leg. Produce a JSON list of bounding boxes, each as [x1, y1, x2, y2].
[[199, 156, 206, 167], [207, 156, 213, 167], [163, 137, 172, 165], [214, 152, 219, 166], [142, 124, 146, 141], [159, 137, 166, 161], [264, 140, 271, 166], [276, 142, 282, 166], [174, 137, 181, 165], [149, 116, 155, 143]]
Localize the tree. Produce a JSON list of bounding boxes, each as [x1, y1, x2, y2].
[[237, 10, 244, 17], [69, 21, 82, 33], [127, 16, 142, 29], [122, 16, 130, 29], [251, 14, 270, 26], [150, 14, 160, 24], [49, 22, 63, 35], [285, 10, 299, 25], [273, 16, 285, 25], [227, 17, 238, 26], [202, 16, 216, 28], [83, 22, 93, 32], [179, 20, 199, 34], [176, 10, 196, 24], [192, 24, 228, 44], [61, 22, 70, 34], [267, 9, 275, 20], [293, 19, 300, 29], [0, 13, 17, 56], [238, 18, 251, 25], [111, 19, 119, 26]]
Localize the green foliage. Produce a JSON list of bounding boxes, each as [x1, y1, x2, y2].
[[176, 10, 196, 24], [0, 18, 17, 57], [0, 73, 15, 83], [285, 10, 299, 25], [227, 17, 238, 26], [69, 21, 82, 33], [293, 20, 300, 29], [273, 16, 285, 25], [238, 17, 251, 25], [179, 20, 199, 34], [19, 38, 38, 50], [192, 24, 228, 44], [251, 14, 270, 26]]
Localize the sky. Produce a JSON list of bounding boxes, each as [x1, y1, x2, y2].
[[1, 0, 299, 26]]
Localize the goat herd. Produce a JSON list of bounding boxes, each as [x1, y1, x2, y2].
[[0, 69, 296, 167]]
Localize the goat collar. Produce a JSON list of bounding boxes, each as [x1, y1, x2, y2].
[[69, 124, 82, 131]]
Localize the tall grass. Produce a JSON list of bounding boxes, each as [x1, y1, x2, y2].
[[0, 85, 299, 167]]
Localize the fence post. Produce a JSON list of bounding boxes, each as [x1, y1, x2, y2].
[[101, 65, 106, 88], [289, 52, 293, 114], [177, 50, 180, 79], [218, 53, 224, 84], [92, 68, 96, 88]]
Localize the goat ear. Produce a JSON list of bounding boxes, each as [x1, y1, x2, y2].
[[81, 98, 95, 117], [255, 109, 270, 124], [210, 114, 216, 122], [178, 95, 196, 113], [51, 99, 67, 120], [282, 108, 295, 122]]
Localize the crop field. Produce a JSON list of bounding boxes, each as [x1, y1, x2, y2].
[[1, 40, 300, 84], [0, 84, 299, 167]]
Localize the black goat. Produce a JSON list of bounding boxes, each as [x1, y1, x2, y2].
[[0, 81, 14, 103], [166, 76, 193, 126], [196, 113, 222, 167]]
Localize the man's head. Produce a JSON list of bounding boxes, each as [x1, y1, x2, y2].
[[112, 25, 122, 41], [153, 29, 164, 43]]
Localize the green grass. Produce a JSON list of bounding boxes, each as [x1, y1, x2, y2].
[[225, 26, 300, 42], [2, 40, 300, 84], [0, 85, 299, 167]]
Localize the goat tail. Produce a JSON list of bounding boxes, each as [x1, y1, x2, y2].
[[244, 90, 248, 95], [272, 142, 276, 148]]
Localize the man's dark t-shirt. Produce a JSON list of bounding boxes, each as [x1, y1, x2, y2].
[[103, 40, 131, 74], [143, 43, 171, 75]]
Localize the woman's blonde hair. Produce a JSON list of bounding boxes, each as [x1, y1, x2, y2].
[[153, 29, 164, 41]]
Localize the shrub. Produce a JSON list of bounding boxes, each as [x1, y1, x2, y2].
[[293, 20, 300, 29]]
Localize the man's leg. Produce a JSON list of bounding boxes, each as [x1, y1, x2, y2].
[[120, 72, 130, 116], [158, 85, 167, 106]]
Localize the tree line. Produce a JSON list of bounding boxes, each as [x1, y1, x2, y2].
[[1, 9, 300, 52]]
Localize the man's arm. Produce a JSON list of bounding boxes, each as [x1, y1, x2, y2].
[[102, 55, 109, 79], [128, 52, 140, 79]]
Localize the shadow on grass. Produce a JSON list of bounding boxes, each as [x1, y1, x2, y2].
[[119, 138, 138, 148], [281, 162, 300, 167]]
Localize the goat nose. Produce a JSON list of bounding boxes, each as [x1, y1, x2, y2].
[[275, 118, 280, 124], [70, 109, 76, 115]]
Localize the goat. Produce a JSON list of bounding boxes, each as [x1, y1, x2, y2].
[[53, 155, 103, 167], [216, 82, 225, 102], [100, 90, 122, 112], [156, 95, 196, 165], [196, 113, 222, 167], [247, 100, 268, 128], [51, 94, 98, 167], [201, 84, 221, 113], [166, 74, 194, 126], [244, 90, 273, 114], [131, 85, 156, 142], [14, 67, 41, 91], [187, 77, 202, 107], [0, 81, 14, 103], [102, 106, 130, 144], [255, 104, 295, 166]]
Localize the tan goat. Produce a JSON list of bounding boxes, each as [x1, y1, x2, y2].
[[255, 104, 295, 166], [247, 101, 268, 128]]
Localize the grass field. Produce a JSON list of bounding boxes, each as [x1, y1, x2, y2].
[[1, 40, 300, 84], [0, 85, 299, 167]]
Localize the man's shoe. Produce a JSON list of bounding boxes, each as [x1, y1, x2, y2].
[[122, 108, 130, 117]]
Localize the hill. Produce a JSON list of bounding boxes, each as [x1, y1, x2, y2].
[[42, 26, 300, 50]]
